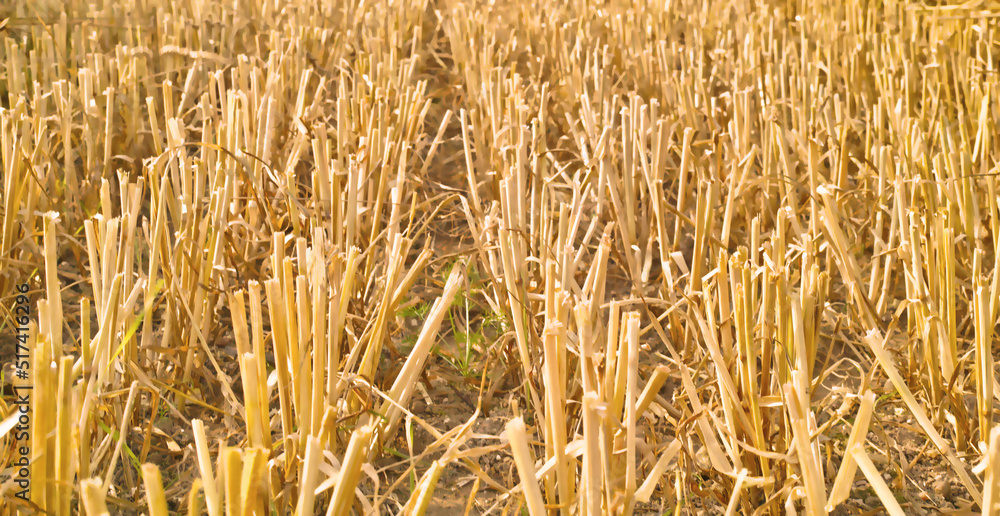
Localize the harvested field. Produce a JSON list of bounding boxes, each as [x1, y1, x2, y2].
[[1, 0, 1000, 514]]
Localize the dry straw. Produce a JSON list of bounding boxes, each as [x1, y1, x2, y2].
[[2, 0, 1000, 514]]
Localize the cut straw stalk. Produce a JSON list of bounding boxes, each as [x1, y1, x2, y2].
[[785, 372, 827, 516], [295, 436, 323, 516], [507, 417, 547, 516], [141, 464, 170, 516], [851, 446, 905, 516], [55, 356, 74, 516], [378, 259, 465, 441], [635, 439, 682, 503], [581, 392, 602, 516], [249, 450, 270, 513], [193, 419, 222, 516], [310, 234, 329, 439], [983, 426, 1000, 514], [410, 460, 446, 516], [81, 479, 110, 516], [623, 312, 640, 513], [541, 262, 573, 514], [827, 390, 877, 511], [974, 248, 994, 445], [31, 327, 53, 511], [327, 424, 374, 516], [575, 301, 602, 516], [229, 290, 269, 450], [43, 212, 63, 356], [264, 277, 296, 465], [223, 448, 242, 516]]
